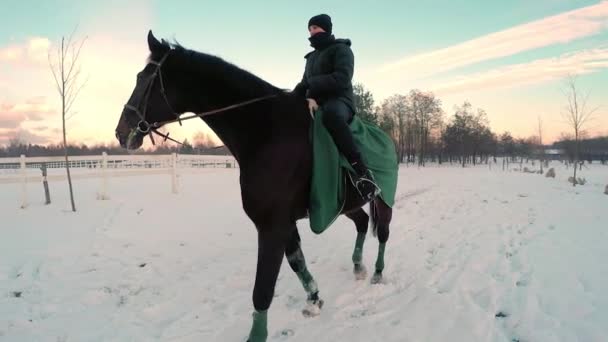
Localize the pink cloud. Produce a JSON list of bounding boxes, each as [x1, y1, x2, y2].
[[0, 0, 157, 146], [376, 1, 608, 79], [433, 47, 608, 94], [0, 98, 56, 130], [0, 111, 26, 129], [0, 128, 51, 145]]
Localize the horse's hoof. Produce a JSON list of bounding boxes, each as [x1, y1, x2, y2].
[[371, 271, 383, 284], [354, 263, 367, 280], [302, 298, 324, 317]]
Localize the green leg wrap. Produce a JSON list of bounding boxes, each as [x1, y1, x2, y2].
[[352, 232, 366, 265], [297, 267, 318, 295], [247, 310, 268, 342], [375, 242, 386, 273], [287, 250, 318, 296]]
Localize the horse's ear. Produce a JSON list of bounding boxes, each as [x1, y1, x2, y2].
[[147, 30, 164, 53]]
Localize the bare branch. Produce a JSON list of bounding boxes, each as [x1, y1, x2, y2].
[[64, 24, 78, 56], [47, 51, 62, 95], [66, 111, 79, 121], [65, 74, 89, 116], [66, 36, 87, 81], [580, 105, 600, 129], [65, 66, 82, 99]]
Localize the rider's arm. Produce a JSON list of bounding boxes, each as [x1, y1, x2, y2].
[[292, 71, 308, 97]]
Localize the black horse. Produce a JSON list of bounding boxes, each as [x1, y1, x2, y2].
[[115, 31, 394, 342]]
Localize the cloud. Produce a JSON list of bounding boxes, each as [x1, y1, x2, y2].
[[0, 37, 51, 68], [34, 125, 49, 131], [433, 47, 608, 94], [0, 98, 56, 129], [376, 1, 608, 80], [0, 101, 54, 144], [0, 34, 149, 146], [0, 128, 51, 145], [0, 112, 25, 129], [0, 1, 158, 146]]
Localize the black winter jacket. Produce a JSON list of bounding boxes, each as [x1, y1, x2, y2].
[[293, 37, 355, 112]]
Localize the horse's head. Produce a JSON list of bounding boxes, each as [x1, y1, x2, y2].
[[115, 30, 181, 150]]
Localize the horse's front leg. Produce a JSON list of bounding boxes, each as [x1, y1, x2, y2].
[[285, 226, 324, 317], [247, 225, 290, 342]]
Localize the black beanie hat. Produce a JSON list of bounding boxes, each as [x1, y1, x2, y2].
[[308, 14, 332, 34]]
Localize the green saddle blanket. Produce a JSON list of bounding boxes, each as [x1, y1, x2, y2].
[[309, 109, 399, 234]]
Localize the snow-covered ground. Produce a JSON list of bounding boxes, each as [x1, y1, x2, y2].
[[1, 161, 607, 341]]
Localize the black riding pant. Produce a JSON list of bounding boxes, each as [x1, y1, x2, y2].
[[321, 99, 361, 164]]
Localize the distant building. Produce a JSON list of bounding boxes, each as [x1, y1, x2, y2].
[[543, 149, 565, 160]]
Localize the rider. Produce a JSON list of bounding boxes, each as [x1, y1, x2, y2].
[[293, 14, 380, 201]]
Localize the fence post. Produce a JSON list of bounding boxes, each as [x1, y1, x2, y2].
[[41, 162, 51, 204], [171, 153, 178, 194], [20, 154, 27, 209], [98, 152, 109, 200]]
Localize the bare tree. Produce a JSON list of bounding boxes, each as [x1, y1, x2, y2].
[[561, 75, 599, 186], [538, 116, 544, 174], [48, 28, 87, 211], [380, 95, 408, 163], [407, 90, 443, 167]]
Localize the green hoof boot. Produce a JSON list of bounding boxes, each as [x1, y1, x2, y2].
[[371, 271, 383, 284], [302, 292, 324, 317], [247, 310, 268, 342], [353, 263, 367, 280]]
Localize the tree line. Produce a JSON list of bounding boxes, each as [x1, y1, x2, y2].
[[2, 84, 605, 164], [352, 84, 607, 166], [0, 132, 230, 158]]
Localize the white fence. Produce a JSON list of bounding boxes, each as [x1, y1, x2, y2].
[[0, 153, 238, 208]]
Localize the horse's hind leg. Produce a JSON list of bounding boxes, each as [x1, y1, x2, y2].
[[371, 199, 392, 284], [285, 226, 323, 317], [345, 208, 369, 280]]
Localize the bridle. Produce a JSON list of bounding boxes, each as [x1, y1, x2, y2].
[[122, 51, 278, 146]]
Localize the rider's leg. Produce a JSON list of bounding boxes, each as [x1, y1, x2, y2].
[[321, 99, 380, 200]]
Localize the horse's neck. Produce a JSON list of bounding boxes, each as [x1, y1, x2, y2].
[[199, 107, 259, 164], [194, 95, 310, 167], [176, 56, 309, 165]]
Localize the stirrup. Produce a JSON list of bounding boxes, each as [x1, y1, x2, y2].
[[354, 177, 381, 201]]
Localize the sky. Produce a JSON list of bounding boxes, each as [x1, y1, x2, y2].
[[1, 0, 607, 147]]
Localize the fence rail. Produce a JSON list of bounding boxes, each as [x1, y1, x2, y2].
[[0, 154, 237, 170], [0, 153, 238, 208]]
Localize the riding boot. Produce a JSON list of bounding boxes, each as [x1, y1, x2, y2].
[[349, 155, 381, 201], [321, 99, 381, 201]]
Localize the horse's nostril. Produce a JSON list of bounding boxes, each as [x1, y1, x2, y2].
[[116, 130, 127, 146]]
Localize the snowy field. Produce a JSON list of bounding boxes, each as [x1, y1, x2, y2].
[[1, 161, 607, 341]]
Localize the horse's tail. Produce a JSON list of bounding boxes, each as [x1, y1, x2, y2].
[[370, 199, 379, 238]]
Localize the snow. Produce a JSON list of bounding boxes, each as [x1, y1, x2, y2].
[[1, 161, 607, 341]]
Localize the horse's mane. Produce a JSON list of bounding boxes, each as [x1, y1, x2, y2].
[[153, 39, 284, 98]]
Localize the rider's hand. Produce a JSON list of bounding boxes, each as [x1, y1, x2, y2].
[[307, 98, 318, 117]]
